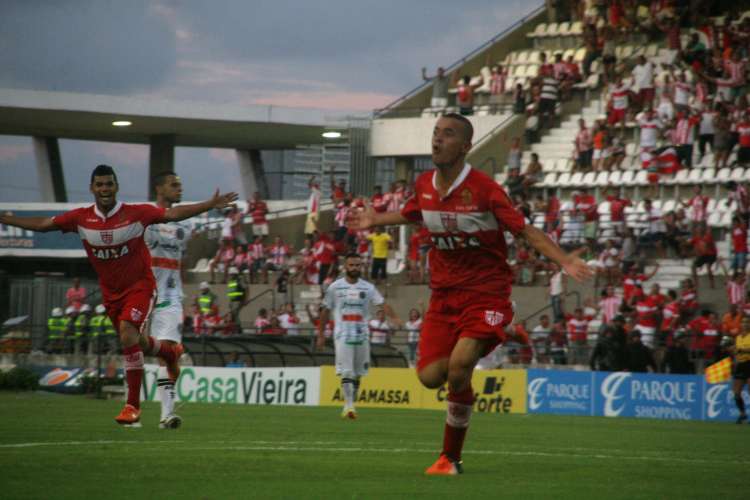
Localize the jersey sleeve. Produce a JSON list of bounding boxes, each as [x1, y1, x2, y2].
[[489, 184, 526, 235], [370, 286, 385, 306], [135, 204, 167, 227], [52, 208, 83, 233], [400, 193, 423, 222]]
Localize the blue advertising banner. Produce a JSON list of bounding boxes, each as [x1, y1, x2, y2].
[[527, 369, 593, 416], [703, 382, 750, 422], [593, 371, 702, 420], [0, 206, 87, 257]]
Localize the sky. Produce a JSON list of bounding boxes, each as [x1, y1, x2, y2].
[[0, 0, 532, 202]]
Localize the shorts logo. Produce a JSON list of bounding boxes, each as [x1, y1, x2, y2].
[[100, 231, 113, 245], [440, 212, 458, 232], [484, 310, 504, 326], [130, 308, 143, 322]]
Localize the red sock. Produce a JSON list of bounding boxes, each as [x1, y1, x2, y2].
[[442, 386, 475, 462], [147, 336, 175, 363], [123, 345, 144, 409]]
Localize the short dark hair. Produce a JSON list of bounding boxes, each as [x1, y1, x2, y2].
[[345, 252, 361, 260], [442, 113, 474, 142], [90, 164, 117, 184], [153, 171, 177, 187]]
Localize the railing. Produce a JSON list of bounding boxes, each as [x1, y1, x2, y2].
[[522, 291, 581, 325], [373, 4, 546, 117], [192, 200, 335, 234]]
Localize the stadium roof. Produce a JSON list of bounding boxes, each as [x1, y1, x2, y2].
[[0, 88, 347, 149]]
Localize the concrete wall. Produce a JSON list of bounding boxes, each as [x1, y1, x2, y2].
[[370, 114, 511, 157]]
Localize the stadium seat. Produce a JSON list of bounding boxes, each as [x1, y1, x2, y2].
[[662, 199, 677, 213], [582, 171, 597, 187], [680, 169, 702, 185], [516, 51, 530, 65], [556, 172, 571, 186], [668, 169, 689, 185], [525, 65, 539, 78], [543, 23, 559, 39], [743, 168, 750, 182], [620, 170, 635, 185], [716, 167, 731, 184], [700, 168, 717, 184], [569, 21, 583, 37], [730, 167, 745, 182], [632, 170, 649, 186], [569, 172, 584, 186], [607, 170, 622, 185], [594, 171, 609, 187], [527, 23, 547, 39], [574, 48, 586, 63], [541, 172, 557, 187], [513, 65, 526, 77], [542, 159, 556, 172], [555, 158, 571, 172]]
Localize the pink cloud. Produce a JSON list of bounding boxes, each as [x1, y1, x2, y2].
[[0, 143, 32, 162], [252, 91, 397, 111]]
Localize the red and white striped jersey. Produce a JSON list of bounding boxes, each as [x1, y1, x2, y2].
[[611, 84, 630, 110], [673, 116, 699, 145], [638, 116, 662, 148], [727, 278, 746, 306], [268, 243, 290, 267], [53, 202, 165, 301], [401, 165, 526, 295], [599, 296, 622, 324], [635, 298, 659, 328], [661, 301, 679, 331], [249, 242, 265, 260], [688, 195, 709, 222], [567, 318, 589, 342]]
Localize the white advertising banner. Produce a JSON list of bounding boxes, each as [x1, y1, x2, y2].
[[142, 364, 320, 406]]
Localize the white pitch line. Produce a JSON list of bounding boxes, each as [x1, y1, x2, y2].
[[3, 440, 745, 466]]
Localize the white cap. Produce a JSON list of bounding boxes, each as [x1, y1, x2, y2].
[[95, 304, 106, 314], [80, 304, 91, 313], [65, 306, 76, 315], [51, 307, 63, 318], [200, 281, 210, 290]]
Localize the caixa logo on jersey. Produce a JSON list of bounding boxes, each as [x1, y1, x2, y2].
[[704, 383, 750, 421], [527, 369, 592, 416], [595, 372, 701, 420]]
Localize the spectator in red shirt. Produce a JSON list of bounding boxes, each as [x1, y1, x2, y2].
[[731, 216, 748, 272], [661, 290, 681, 346], [371, 185, 387, 213], [622, 264, 658, 306], [312, 232, 336, 285], [246, 191, 269, 240], [261, 316, 286, 335], [574, 188, 598, 246], [544, 188, 561, 232], [691, 223, 717, 288], [604, 186, 631, 237], [209, 240, 235, 284], [65, 277, 87, 312]]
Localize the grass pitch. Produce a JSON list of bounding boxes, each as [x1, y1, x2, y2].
[[0, 392, 746, 500]]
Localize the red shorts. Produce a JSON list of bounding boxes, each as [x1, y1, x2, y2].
[[105, 287, 155, 334], [639, 88, 655, 104], [417, 289, 513, 371], [608, 108, 626, 124]]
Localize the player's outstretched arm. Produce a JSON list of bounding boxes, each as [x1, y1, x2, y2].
[[521, 225, 594, 283], [0, 212, 58, 233], [346, 205, 408, 231], [162, 189, 239, 222]]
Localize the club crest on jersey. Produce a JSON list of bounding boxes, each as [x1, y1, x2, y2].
[[100, 231, 113, 245], [440, 212, 458, 232], [484, 310, 504, 326]]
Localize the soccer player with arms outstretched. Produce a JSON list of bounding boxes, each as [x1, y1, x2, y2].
[[348, 114, 593, 475], [145, 171, 193, 429], [0, 164, 237, 427]]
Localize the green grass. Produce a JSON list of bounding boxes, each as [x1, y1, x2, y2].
[[0, 392, 747, 500]]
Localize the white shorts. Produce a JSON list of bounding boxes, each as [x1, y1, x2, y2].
[[150, 303, 183, 343], [593, 149, 603, 160], [334, 339, 370, 378], [252, 223, 269, 236]]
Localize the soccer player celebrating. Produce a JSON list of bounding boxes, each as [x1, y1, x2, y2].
[[315, 253, 395, 420], [348, 114, 593, 475], [145, 171, 193, 429], [0, 164, 237, 427]]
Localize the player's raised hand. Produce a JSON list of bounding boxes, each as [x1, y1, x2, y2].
[[346, 203, 375, 231], [563, 247, 595, 283], [210, 189, 239, 210]]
